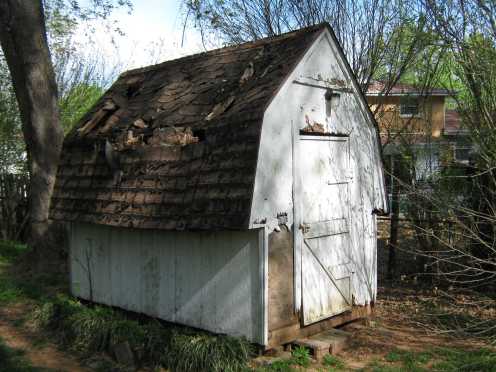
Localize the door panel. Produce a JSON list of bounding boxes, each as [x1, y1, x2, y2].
[[299, 135, 353, 325]]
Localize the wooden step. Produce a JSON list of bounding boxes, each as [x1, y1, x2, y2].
[[294, 328, 351, 361]]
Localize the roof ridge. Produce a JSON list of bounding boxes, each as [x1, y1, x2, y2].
[[120, 23, 329, 78]]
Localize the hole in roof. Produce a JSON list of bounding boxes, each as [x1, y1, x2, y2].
[[126, 81, 142, 98], [193, 129, 206, 142]]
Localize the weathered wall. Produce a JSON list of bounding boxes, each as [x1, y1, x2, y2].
[[251, 29, 386, 313], [69, 223, 265, 344], [268, 226, 298, 332]]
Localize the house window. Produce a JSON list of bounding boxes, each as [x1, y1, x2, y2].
[[400, 97, 420, 117]]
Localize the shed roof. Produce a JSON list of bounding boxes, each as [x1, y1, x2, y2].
[[50, 23, 326, 230]]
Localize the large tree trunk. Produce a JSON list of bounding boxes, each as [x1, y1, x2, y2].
[[0, 0, 63, 249]]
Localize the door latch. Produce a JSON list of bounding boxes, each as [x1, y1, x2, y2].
[[299, 223, 310, 234]]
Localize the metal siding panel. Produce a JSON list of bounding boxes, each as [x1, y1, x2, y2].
[[69, 224, 264, 344], [141, 231, 160, 317], [110, 227, 125, 309], [157, 230, 176, 322]]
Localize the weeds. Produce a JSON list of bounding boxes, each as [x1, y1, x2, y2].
[[33, 294, 252, 370], [290, 346, 311, 367], [166, 331, 253, 372], [323, 354, 345, 370], [432, 347, 496, 371], [260, 359, 294, 372]]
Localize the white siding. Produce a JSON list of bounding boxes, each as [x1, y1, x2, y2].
[[250, 29, 387, 311], [70, 223, 265, 344]]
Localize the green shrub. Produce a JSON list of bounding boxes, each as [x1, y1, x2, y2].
[[140, 322, 173, 365], [290, 346, 311, 367], [33, 295, 253, 370], [68, 305, 116, 352], [166, 331, 253, 372]]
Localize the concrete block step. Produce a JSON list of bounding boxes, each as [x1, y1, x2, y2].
[[294, 328, 351, 361]]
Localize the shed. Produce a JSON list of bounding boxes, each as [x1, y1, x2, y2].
[[51, 23, 388, 348]]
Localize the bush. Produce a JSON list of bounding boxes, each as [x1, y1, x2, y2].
[[165, 331, 253, 372], [33, 295, 253, 371]]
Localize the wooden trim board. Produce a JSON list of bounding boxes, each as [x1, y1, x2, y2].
[[266, 305, 373, 349]]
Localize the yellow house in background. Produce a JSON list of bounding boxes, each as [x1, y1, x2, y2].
[[365, 81, 470, 181], [366, 81, 451, 142]]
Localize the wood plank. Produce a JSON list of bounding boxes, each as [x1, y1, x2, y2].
[[266, 305, 372, 349], [268, 227, 299, 332]]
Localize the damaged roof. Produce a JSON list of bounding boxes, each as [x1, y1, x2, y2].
[[50, 23, 326, 230]]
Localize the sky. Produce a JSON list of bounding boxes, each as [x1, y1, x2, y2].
[[74, 0, 212, 71]]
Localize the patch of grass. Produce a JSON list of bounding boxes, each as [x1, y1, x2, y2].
[[382, 348, 432, 371], [0, 241, 28, 264], [365, 347, 496, 372], [0, 337, 44, 372], [259, 359, 294, 372], [323, 354, 345, 370], [432, 347, 496, 371], [0, 279, 25, 303], [290, 345, 311, 368]]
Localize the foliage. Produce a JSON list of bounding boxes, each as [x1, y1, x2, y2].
[[290, 345, 311, 368], [323, 354, 345, 370], [378, 1, 496, 293], [258, 359, 294, 372], [58, 83, 104, 132], [0, 241, 67, 304], [254, 347, 313, 372], [0, 0, 126, 177], [0, 59, 24, 175], [0, 241, 28, 263], [165, 331, 253, 372], [33, 294, 252, 370]]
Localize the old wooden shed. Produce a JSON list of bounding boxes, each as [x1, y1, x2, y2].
[[51, 23, 388, 348]]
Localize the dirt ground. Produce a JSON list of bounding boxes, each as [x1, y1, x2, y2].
[[0, 284, 493, 371], [0, 302, 90, 371]]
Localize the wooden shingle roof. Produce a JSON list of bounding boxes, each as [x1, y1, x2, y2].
[[50, 24, 326, 230]]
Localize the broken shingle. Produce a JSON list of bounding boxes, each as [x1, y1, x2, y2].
[[51, 24, 327, 230]]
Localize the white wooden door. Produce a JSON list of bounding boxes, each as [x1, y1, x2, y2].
[[299, 135, 353, 325]]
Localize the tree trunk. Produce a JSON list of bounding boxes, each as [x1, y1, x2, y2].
[[0, 0, 63, 249]]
